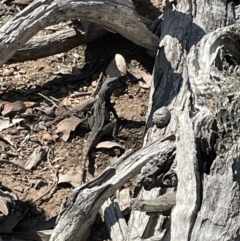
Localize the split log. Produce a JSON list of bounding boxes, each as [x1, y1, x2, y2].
[[0, 0, 158, 66], [101, 198, 128, 241]]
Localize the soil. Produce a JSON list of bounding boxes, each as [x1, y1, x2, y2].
[[0, 0, 162, 240]]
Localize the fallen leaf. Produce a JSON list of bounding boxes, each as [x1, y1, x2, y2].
[[138, 73, 152, 89], [1, 101, 26, 117], [56, 116, 82, 141], [130, 69, 152, 89], [105, 54, 127, 77], [24, 101, 37, 108], [96, 141, 124, 150]]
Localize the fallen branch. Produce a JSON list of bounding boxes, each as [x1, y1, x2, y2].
[[9, 23, 108, 63], [0, 0, 159, 66], [50, 134, 176, 241]]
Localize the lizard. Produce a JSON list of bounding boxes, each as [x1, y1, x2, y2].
[[80, 76, 128, 184], [49, 96, 97, 126]]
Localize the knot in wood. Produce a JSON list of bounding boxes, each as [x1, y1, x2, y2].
[[152, 107, 171, 128]]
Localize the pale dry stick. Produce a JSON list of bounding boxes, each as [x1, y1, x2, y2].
[[49, 96, 61, 103], [33, 150, 58, 204], [38, 93, 58, 108], [70, 91, 93, 98]]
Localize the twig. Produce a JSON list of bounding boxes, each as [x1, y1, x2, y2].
[[38, 93, 58, 108], [70, 91, 93, 98], [33, 150, 58, 204]]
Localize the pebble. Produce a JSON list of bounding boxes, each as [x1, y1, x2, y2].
[[152, 106, 171, 128]]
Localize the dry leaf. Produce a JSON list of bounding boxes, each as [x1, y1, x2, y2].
[[138, 72, 152, 89], [41, 133, 54, 142], [96, 141, 124, 149], [56, 116, 82, 141], [105, 54, 127, 77], [1, 101, 26, 117]]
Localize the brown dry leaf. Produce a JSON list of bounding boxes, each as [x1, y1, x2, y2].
[[56, 116, 82, 142], [96, 141, 124, 150], [23, 101, 37, 108], [58, 167, 81, 188], [105, 54, 127, 77], [1, 101, 26, 117]]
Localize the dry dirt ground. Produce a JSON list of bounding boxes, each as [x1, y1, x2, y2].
[[0, 0, 162, 239]]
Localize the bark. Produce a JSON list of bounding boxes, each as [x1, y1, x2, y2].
[[127, 0, 240, 240], [9, 14, 153, 63], [49, 136, 175, 241], [9, 22, 108, 63], [0, 0, 158, 66]]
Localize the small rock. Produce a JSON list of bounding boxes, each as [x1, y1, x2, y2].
[[82, 86, 88, 92], [91, 80, 98, 87], [54, 164, 61, 169], [1, 69, 14, 76], [152, 106, 171, 128], [19, 70, 26, 74]]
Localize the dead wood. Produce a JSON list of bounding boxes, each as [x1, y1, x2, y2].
[[9, 22, 108, 63], [0, 0, 158, 66], [101, 198, 128, 241], [131, 192, 176, 215], [1, 0, 240, 240], [127, 0, 240, 240], [49, 135, 175, 241]]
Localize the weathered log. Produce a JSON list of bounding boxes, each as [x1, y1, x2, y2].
[[1, 0, 240, 240], [101, 198, 128, 241], [0, 0, 158, 66], [49, 135, 175, 241], [9, 14, 153, 63], [127, 0, 240, 240], [9, 22, 108, 63]]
